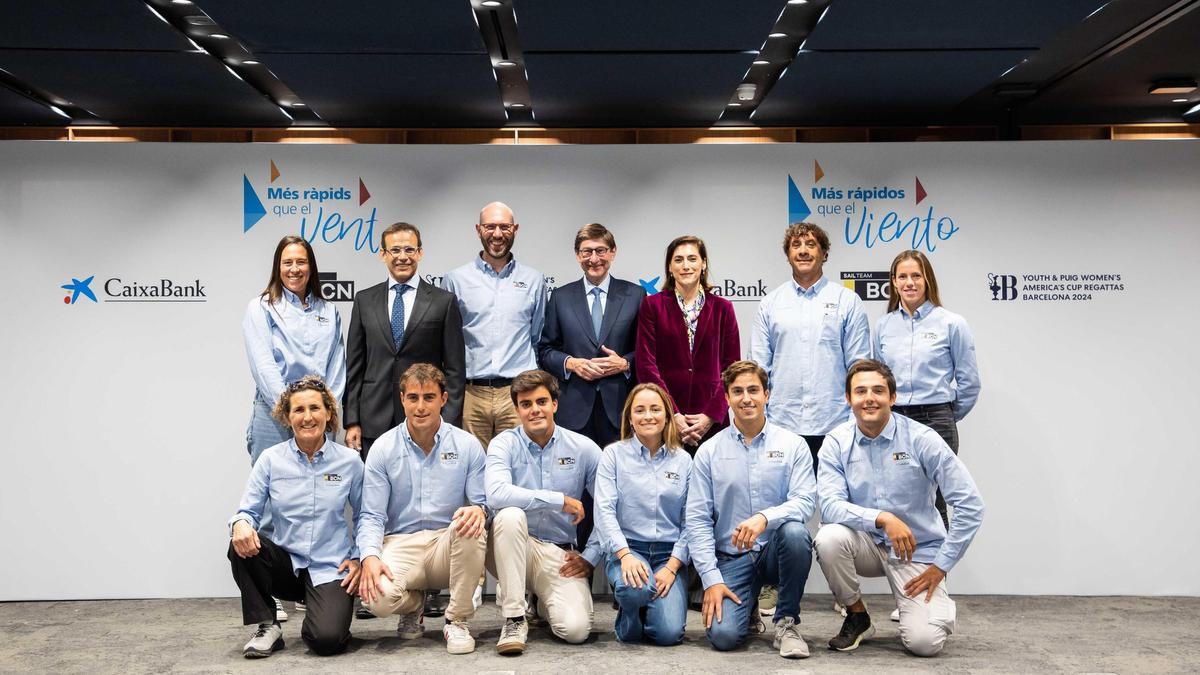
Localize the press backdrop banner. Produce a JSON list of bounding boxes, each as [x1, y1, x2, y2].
[[1, 140, 1196, 599]]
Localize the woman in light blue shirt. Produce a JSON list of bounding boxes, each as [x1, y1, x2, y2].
[[228, 376, 363, 658], [594, 383, 692, 645], [874, 251, 981, 527], [242, 236, 346, 549]]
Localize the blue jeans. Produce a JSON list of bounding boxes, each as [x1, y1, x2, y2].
[[706, 521, 813, 651], [604, 540, 688, 646], [245, 394, 291, 537]]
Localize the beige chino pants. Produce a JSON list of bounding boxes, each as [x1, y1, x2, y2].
[[814, 523, 956, 657], [462, 383, 520, 449], [486, 507, 593, 644], [363, 527, 487, 622]]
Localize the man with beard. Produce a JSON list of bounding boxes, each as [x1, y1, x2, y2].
[[442, 202, 547, 449]]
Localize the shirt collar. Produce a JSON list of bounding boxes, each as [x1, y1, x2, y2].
[[791, 275, 828, 297], [288, 437, 326, 461], [388, 274, 421, 293], [475, 253, 515, 278], [900, 299, 935, 319], [584, 275, 611, 295], [281, 286, 312, 308], [516, 424, 558, 454], [400, 417, 446, 456], [732, 419, 770, 447], [854, 414, 897, 446]]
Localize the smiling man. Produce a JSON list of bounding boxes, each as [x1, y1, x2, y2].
[[484, 369, 603, 655], [814, 359, 985, 657], [442, 202, 547, 449], [356, 364, 489, 655], [685, 360, 816, 658]]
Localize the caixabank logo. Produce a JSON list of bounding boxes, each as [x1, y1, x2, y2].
[[60, 275, 207, 305], [788, 160, 961, 253], [632, 275, 766, 302], [243, 160, 380, 253]]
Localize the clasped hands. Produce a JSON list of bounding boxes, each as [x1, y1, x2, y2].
[[567, 346, 628, 381]]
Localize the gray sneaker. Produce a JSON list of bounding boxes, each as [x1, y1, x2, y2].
[[243, 623, 283, 658], [274, 599, 288, 622], [496, 618, 529, 655], [758, 585, 778, 617], [774, 616, 810, 659], [396, 611, 424, 639]]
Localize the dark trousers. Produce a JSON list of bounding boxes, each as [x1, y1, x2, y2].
[[575, 395, 620, 551], [227, 537, 354, 656], [360, 436, 378, 461], [894, 403, 959, 527], [801, 435, 826, 474]]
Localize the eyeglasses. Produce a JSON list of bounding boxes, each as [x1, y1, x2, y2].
[[287, 378, 327, 392], [577, 246, 611, 258], [385, 246, 420, 258], [479, 223, 515, 234]]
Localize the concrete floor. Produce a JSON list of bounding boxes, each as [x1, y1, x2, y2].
[[1, 595, 1197, 674]]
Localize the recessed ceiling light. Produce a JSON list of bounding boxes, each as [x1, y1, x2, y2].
[[752, 59, 770, 66], [769, 32, 788, 38], [291, 102, 306, 108], [48, 105, 71, 119], [1174, 98, 1188, 103], [496, 60, 517, 67], [210, 33, 230, 39], [1149, 79, 1196, 95], [787, 0, 808, 4], [728, 102, 742, 107], [509, 102, 526, 108], [171, 0, 193, 4], [482, 0, 503, 6], [242, 60, 260, 65]]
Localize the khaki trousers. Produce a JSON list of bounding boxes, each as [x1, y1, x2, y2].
[[486, 507, 593, 644], [463, 383, 520, 449], [363, 527, 487, 622], [814, 524, 956, 657]]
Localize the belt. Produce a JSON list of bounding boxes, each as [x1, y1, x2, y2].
[[467, 377, 513, 387], [893, 402, 952, 414]]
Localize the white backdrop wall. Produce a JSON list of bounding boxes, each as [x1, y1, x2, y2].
[[1, 140, 1196, 600]]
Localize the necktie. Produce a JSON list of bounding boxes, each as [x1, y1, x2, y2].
[[391, 284, 408, 349], [590, 287, 603, 340]]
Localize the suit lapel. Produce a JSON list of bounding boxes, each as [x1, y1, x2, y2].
[[597, 280, 627, 346], [397, 281, 434, 352], [568, 281, 599, 349], [371, 283, 397, 355]]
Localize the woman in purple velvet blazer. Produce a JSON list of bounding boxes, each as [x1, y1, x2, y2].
[[636, 235, 741, 452]]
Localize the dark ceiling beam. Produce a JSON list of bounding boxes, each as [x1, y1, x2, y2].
[[0, 65, 103, 124], [469, 0, 534, 126]]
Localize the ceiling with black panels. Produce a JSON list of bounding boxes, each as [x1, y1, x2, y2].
[[1, 0, 1199, 129]]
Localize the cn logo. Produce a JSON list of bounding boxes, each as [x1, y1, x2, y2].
[[987, 274, 1018, 301]]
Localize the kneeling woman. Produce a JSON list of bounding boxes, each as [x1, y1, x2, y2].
[[594, 383, 692, 645], [227, 376, 363, 658]]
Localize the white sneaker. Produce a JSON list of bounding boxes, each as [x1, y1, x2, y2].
[[396, 611, 424, 639], [496, 618, 529, 655], [890, 608, 900, 622], [274, 599, 288, 622], [472, 584, 483, 611], [243, 622, 283, 658], [773, 617, 810, 659], [294, 601, 306, 613], [443, 620, 476, 654]]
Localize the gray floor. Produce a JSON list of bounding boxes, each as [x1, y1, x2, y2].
[[1, 595, 1197, 674]]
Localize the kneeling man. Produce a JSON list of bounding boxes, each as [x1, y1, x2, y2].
[[686, 360, 816, 658], [815, 359, 984, 657], [357, 364, 488, 654], [485, 369, 603, 655]]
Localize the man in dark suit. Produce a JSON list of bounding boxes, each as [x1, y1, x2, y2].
[[539, 223, 645, 556], [344, 222, 466, 457]]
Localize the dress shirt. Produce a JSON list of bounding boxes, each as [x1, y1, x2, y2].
[[749, 276, 870, 435], [685, 421, 816, 589], [441, 255, 546, 379], [242, 289, 346, 403], [356, 420, 487, 560], [874, 300, 981, 420], [593, 438, 691, 564], [563, 275, 624, 380], [386, 274, 421, 331], [817, 414, 985, 573], [485, 425, 603, 566], [230, 439, 363, 586]]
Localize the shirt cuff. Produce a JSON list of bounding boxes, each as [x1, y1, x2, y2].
[[858, 507, 883, 533], [758, 507, 786, 530], [228, 515, 256, 536], [932, 550, 959, 574], [361, 545, 382, 561], [607, 532, 630, 555], [670, 542, 690, 566], [541, 490, 566, 508], [581, 546, 603, 568], [700, 568, 725, 590]]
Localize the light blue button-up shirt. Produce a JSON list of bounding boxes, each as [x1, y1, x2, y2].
[[817, 414, 985, 572], [874, 300, 981, 420], [357, 421, 487, 560], [594, 438, 692, 564], [442, 255, 546, 379], [749, 276, 871, 436], [485, 425, 603, 566], [230, 439, 363, 586], [242, 289, 346, 404], [686, 422, 816, 589]]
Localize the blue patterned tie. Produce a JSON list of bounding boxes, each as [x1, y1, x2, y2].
[[391, 283, 408, 349], [590, 287, 603, 340]]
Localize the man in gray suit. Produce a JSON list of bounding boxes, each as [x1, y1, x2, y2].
[[344, 222, 466, 457]]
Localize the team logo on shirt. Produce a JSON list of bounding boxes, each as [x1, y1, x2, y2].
[[440, 451, 459, 462], [664, 471, 680, 482], [557, 457, 576, 466], [892, 452, 911, 462], [921, 332, 938, 340], [766, 450, 785, 460], [513, 280, 528, 289], [323, 473, 342, 482]]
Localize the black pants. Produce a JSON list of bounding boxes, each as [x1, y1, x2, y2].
[[893, 402, 959, 528], [227, 537, 354, 656], [575, 395, 620, 552], [801, 435, 825, 474], [360, 436, 377, 462]]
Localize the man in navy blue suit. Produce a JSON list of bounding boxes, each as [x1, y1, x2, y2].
[[539, 223, 646, 551]]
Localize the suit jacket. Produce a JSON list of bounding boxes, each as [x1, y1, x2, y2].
[[539, 277, 646, 432], [344, 278, 466, 438], [635, 291, 740, 426]]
